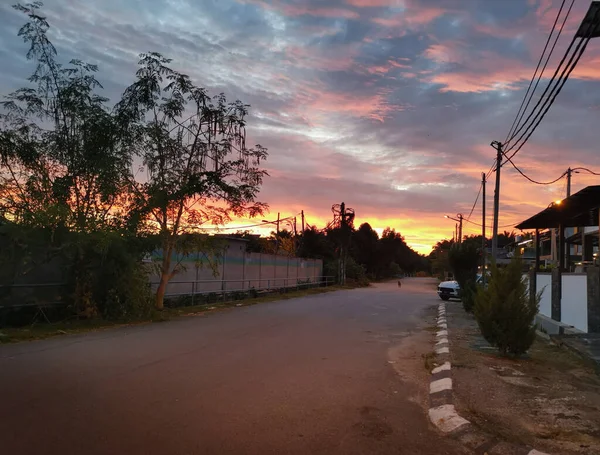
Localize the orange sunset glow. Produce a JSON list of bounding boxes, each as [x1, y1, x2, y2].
[[1, 0, 600, 255]]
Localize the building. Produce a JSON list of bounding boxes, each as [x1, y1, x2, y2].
[[516, 185, 600, 334]]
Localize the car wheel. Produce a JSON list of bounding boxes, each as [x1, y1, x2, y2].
[[440, 295, 450, 301]]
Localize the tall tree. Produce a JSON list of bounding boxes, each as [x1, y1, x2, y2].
[[116, 53, 268, 309], [0, 2, 132, 234]]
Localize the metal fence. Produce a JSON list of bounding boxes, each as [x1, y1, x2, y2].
[[0, 283, 69, 309], [152, 276, 337, 299]]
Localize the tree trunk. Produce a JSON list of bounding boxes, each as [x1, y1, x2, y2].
[[155, 271, 169, 310], [155, 243, 172, 310]]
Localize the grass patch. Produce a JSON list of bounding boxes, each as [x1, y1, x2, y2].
[[0, 284, 353, 344], [422, 351, 437, 371], [0, 319, 130, 344]]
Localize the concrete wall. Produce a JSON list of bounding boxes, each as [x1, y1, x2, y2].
[[561, 274, 588, 333], [536, 273, 552, 318], [151, 238, 324, 297]]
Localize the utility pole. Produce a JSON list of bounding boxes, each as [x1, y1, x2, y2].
[[491, 141, 503, 262], [482, 172, 486, 285], [301, 210, 305, 233], [275, 212, 280, 255], [455, 224, 458, 243], [458, 214, 463, 244], [340, 202, 347, 285], [565, 167, 572, 270]]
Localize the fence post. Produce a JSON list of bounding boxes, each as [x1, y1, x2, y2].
[[551, 268, 562, 322]]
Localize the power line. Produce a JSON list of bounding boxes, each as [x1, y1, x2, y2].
[[504, 5, 599, 161], [466, 180, 483, 221], [202, 214, 299, 231], [504, 36, 590, 160], [504, 0, 570, 145], [573, 166, 600, 176], [502, 152, 568, 185], [504, 36, 578, 151], [464, 218, 518, 229], [504, 39, 591, 161]]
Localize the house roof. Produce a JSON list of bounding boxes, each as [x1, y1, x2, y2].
[[516, 185, 600, 230]]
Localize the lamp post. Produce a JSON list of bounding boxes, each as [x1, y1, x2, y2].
[[445, 214, 464, 244]]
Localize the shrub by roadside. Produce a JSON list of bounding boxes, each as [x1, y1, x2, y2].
[[474, 255, 539, 356]]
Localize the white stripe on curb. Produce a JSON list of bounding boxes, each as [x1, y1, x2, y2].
[[436, 338, 448, 345], [428, 404, 470, 433], [432, 362, 451, 374], [436, 330, 448, 337], [438, 323, 447, 329], [438, 318, 447, 324], [435, 346, 449, 354], [430, 378, 452, 394], [528, 451, 550, 455]]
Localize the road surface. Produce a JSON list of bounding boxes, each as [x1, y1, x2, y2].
[[0, 278, 467, 454]]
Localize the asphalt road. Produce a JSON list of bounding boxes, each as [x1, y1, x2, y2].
[[0, 278, 467, 455]]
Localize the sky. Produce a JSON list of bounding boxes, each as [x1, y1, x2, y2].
[[1, 0, 600, 254]]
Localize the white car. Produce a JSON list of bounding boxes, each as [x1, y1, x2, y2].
[[437, 274, 484, 301]]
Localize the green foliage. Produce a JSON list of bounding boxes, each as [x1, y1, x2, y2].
[[73, 232, 154, 321], [1, 3, 133, 233], [345, 256, 369, 286], [301, 223, 428, 284], [474, 256, 540, 356], [448, 242, 480, 312], [115, 52, 268, 309]]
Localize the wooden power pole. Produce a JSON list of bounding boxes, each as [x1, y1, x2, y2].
[[482, 172, 486, 285], [491, 141, 503, 262]]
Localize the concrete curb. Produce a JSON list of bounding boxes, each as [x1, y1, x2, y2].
[[428, 302, 550, 455]]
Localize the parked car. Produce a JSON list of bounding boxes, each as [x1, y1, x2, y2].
[[437, 274, 484, 301]]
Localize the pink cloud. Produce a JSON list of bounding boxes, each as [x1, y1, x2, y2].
[[345, 0, 399, 6], [371, 3, 446, 28], [242, 0, 359, 19], [284, 45, 358, 71], [294, 86, 400, 122]]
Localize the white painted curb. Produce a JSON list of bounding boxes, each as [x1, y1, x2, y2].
[[430, 377, 452, 394], [431, 362, 451, 374], [428, 404, 470, 433]]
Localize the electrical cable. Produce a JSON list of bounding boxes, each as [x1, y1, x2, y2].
[[466, 181, 483, 221], [504, 0, 570, 145], [505, 6, 599, 160], [504, 34, 578, 150], [464, 218, 518, 229], [572, 166, 600, 176], [504, 35, 591, 161], [502, 152, 568, 185]]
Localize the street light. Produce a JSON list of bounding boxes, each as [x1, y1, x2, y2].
[[444, 213, 464, 244]]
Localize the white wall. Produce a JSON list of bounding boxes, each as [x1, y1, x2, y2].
[[536, 273, 552, 318], [561, 274, 588, 333]]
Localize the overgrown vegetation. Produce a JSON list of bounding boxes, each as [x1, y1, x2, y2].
[[300, 223, 429, 285], [0, 3, 267, 323], [474, 255, 540, 356]]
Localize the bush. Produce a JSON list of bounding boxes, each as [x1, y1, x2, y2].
[[448, 243, 480, 312], [474, 256, 540, 356], [74, 232, 154, 321]]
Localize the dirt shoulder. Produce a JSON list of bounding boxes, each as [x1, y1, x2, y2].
[[0, 284, 354, 344], [447, 301, 600, 455]]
